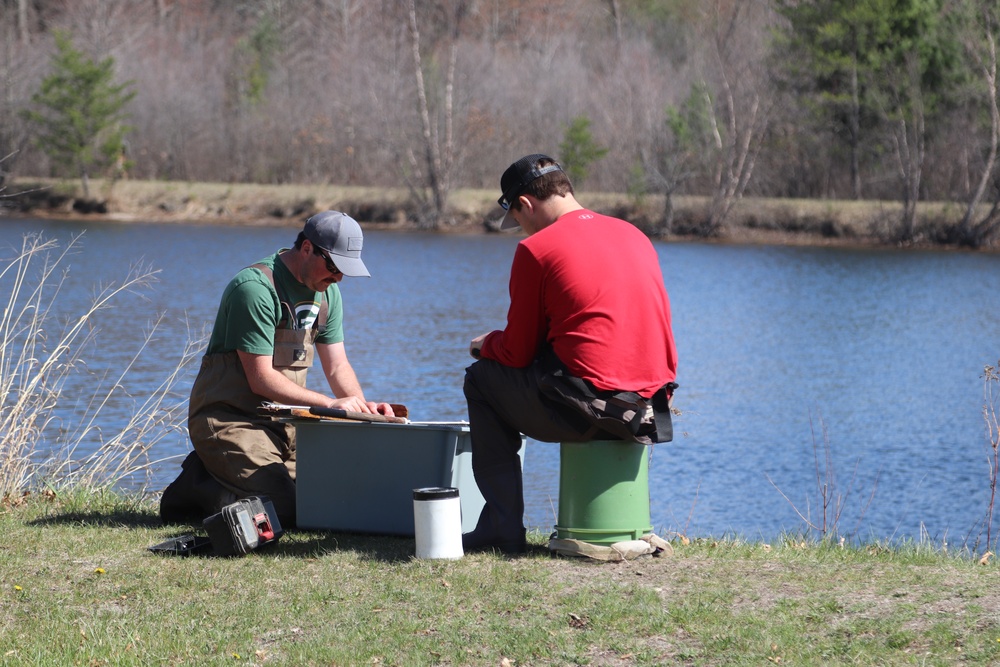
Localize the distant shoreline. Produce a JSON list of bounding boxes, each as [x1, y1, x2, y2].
[[3, 177, 996, 253]]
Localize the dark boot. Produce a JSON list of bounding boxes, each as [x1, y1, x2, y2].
[[159, 452, 236, 525], [462, 466, 527, 555]]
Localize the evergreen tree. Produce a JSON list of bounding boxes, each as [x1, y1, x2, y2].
[[775, 0, 960, 239], [559, 116, 609, 186], [774, 0, 895, 200], [21, 32, 135, 198]]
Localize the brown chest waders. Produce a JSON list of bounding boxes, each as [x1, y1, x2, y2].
[[161, 263, 327, 527]]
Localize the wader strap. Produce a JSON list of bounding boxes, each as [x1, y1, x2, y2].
[[250, 263, 328, 332]]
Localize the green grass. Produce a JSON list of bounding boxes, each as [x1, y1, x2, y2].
[[3, 491, 1000, 666]]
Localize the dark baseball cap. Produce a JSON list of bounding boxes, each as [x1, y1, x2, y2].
[[302, 211, 370, 277], [497, 154, 564, 230]]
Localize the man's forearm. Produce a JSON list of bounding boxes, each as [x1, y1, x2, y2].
[[326, 361, 366, 401], [239, 349, 340, 407], [250, 365, 337, 406]]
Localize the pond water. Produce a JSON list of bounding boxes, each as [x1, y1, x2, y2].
[[2, 217, 998, 546]]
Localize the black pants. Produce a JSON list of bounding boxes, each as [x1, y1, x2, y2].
[[463, 358, 594, 476]]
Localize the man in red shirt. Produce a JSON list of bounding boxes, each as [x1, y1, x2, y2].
[[464, 154, 678, 554]]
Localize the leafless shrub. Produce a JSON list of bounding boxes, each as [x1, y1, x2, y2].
[[969, 361, 1000, 557], [768, 412, 879, 543], [0, 232, 197, 499]]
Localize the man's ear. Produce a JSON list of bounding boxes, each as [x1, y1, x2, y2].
[[517, 194, 534, 214]]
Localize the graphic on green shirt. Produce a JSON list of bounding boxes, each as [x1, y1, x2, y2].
[[292, 302, 321, 330]]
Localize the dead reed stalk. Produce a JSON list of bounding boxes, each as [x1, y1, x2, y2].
[[0, 232, 196, 499], [971, 362, 1000, 557], [767, 412, 878, 542]]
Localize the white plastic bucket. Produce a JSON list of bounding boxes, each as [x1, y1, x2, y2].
[[412, 487, 464, 559]]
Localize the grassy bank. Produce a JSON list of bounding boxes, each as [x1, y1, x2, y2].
[[3, 177, 992, 251], [2, 491, 1000, 666]]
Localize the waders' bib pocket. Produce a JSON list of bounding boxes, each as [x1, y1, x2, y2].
[[272, 327, 317, 369]]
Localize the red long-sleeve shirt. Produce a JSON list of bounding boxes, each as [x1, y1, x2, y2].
[[480, 209, 677, 398]]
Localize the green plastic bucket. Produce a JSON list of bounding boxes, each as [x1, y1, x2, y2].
[[555, 440, 652, 545]]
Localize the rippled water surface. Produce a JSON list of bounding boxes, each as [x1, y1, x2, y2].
[[3, 217, 998, 544]]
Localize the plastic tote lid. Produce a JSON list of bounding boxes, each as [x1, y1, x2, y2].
[[412, 487, 459, 501]]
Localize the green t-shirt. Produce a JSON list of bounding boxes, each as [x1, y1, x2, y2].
[[205, 251, 344, 355]]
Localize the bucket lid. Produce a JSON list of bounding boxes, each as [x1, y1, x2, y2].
[[413, 487, 459, 501]]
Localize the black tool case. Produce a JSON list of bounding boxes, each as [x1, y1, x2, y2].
[[203, 496, 283, 557]]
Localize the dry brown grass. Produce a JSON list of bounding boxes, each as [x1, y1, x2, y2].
[[0, 232, 198, 498]]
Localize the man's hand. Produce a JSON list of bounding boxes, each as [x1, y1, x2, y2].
[[374, 402, 395, 417], [326, 396, 395, 417], [327, 396, 373, 413], [470, 333, 487, 359]]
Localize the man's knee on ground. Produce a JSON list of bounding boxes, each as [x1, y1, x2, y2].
[[160, 454, 297, 528], [160, 451, 236, 525]]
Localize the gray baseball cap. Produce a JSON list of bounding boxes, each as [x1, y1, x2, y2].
[[302, 211, 370, 277]]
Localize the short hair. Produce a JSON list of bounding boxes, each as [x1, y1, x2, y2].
[[293, 231, 307, 249], [511, 156, 574, 211]]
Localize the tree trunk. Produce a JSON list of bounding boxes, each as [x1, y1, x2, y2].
[[892, 113, 923, 243], [606, 0, 623, 43], [661, 190, 675, 237], [704, 0, 770, 236], [406, 0, 453, 229], [849, 59, 863, 200], [884, 51, 927, 244], [960, 20, 999, 248], [17, 0, 30, 44]]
